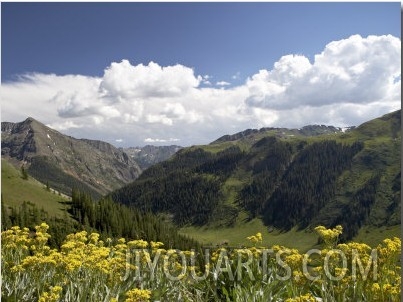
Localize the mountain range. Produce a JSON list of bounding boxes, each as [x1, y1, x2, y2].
[[1, 110, 401, 244], [1, 118, 179, 198]]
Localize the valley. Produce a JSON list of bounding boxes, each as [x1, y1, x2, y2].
[[1, 110, 401, 249]]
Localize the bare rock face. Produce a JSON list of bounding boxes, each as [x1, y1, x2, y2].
[[1, 117, 141, 197]]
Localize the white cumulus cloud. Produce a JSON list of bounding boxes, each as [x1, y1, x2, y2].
[[100, 60, 200, 99], [1, 35, 400, 147], [246, 34, 400, 110], [216, 81, 231, 86]]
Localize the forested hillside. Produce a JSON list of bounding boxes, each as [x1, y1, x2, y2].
[[2, 187, 200, 251], [1, 159, 200, 251], [110, 110, 401, 241]]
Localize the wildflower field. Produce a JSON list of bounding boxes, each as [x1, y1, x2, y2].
[[1, 223, 401, 301]]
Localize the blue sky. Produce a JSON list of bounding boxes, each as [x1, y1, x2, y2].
[[2, 2, 400, 83], [2, 2, 401, 147]]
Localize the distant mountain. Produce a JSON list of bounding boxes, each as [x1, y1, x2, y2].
[[110, 110, 401, 241], [1, 118, 141, 198], [123, 145, 182, 170], [212, 124, 354, 144]]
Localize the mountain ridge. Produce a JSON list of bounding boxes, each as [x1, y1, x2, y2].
[[1, 117, 141, 197], [109, 109, 401, 242], [211, 124, 354, 144], [2, 110, 400, 244]]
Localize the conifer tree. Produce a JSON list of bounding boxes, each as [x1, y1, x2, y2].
[[20, 165, 28, 180]]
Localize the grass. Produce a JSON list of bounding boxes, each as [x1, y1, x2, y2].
[[353, 225, 401, 247], [180, 221, 401, 253], [180, 214, 319, 252], [199, 142, 237, 153], [220, 170, 251, 205], [1, 159, 70, 217]]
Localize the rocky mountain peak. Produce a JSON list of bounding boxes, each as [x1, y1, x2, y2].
[[1, 118, 142, 197]]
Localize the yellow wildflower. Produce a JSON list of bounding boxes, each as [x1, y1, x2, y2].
[[150, 241, 164, 250], [38, 286, 62, 302], [127, 239, 148, 249], [315, 225, 342, 248], [247, 232, 263, 244], [285, 293, 317, 302], [125, 288, 151, 302]]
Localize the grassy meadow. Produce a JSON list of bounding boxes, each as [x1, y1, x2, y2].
[[1, 159, 70, 217]]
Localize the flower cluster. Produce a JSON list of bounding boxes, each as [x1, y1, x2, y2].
[[1, 224, 152, 301], [314, 225, 343, 247], [1, 224, 401, 301], [125, 288, 152, 302], [246, 232, 263, 244]]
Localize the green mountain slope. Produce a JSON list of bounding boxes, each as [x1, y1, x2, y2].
[[110, 110, 401, 246], [1, 158, 70, 217]]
